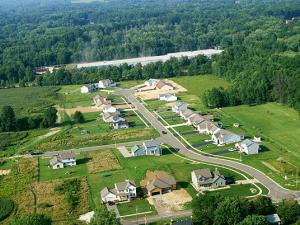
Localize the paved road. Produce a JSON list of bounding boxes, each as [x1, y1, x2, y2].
[[7, 140, 147, 159], [121, 210, 192, 225], [117, 88, 300, 202]]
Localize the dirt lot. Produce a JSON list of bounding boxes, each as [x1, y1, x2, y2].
[[134, 80, 187, 100], [64, 106, 100, 116], [140, 170, 170, 187], [86, 151, 122, 173], [148, 189, 192, 212]]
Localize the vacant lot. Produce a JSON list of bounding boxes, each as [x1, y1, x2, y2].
[[219, 103, 300, 190], [86, 151, 122, 173], [0, 86, 59, 116]]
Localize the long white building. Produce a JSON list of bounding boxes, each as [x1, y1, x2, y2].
[[76, 49, 223, 69]]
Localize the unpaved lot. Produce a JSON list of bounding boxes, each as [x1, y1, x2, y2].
[[64, 106, 100, 116], [148, 189, 192, 213], [134, 80, 187, 100]]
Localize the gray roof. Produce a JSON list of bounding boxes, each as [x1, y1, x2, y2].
[[147, 175, 176, 191], [50, 151, 75, 165], [193, 168, 213, 179], [115, 180, 136, 191], [144, 139, 160, 149], [159, 93, 176, 98], [100, 187, 112, 198], [265, 214, 281, 223], [181, 109, 196, 118], [131, 145, 142, 153], [241, 139, 258, 148]]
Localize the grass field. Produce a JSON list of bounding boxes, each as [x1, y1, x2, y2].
[[117, 199, 155, 217], [0, 86, 58, 116], [173, 75, 230, 111], [169, 75, 300, 190]]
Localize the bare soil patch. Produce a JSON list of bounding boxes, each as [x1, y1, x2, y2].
[[64, 106, 100, 116], [0, 169, 10, 175], [134, 80, 187, 100], [86, 151, 122, 173]]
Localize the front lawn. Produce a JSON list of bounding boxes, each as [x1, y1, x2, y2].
[[117, 199, 155, 217]]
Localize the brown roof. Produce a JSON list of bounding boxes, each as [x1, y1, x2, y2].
[[146, 175, 176, 192], [156, 80, 173, 89]]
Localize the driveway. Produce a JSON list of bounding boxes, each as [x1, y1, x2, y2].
[[118, 146, 132, 158], [117, 88, 300, 202]]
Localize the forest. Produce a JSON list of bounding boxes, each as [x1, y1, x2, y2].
[[0, 0, 300, 111]]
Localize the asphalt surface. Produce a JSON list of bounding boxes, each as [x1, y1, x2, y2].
[[117, 88, 300, 202]]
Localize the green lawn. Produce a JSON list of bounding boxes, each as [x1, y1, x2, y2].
[[218, 102, 300, 190], [205, 184, 260, 197], [118, 80, 144, 89], [0, 159, 13, 169], [173, 75, 230, 111], [39, 156, 89, 181], [117, 199, 155, 217]]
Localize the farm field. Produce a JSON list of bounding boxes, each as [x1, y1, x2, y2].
[[0, 86, 59, 116]]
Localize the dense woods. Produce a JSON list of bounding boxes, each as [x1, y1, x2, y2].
[[0, 0, 300, 112]]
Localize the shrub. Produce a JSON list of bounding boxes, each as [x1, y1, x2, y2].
[[0, 198, 14, 221], [9, 213, 51, 225]]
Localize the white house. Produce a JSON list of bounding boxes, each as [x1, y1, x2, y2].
[[131, 140, 161, 156], [50, 151, 76, 169], [180, 109, 197, 121], [98, 79, 116, 89], [212, 129, 242, 145], [253, 136, 262, 142], [80, 84, 97, 94], [103, 105, 118, 114], [156, 80, 174, 90], [172, 102, 187, 113], [191, 168, 226, 190], [93, 95, 111, 109], [159, 93, 177, 102], [112, 120, 129, 129], [102, 112, 122, 123], [235, 139, 260, 155], [145, 79, 160, 87], [100, 180, 136, 203], [264, 214, 281, 225]]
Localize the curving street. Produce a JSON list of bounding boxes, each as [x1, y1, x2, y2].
[[117, 88, 300, 202]]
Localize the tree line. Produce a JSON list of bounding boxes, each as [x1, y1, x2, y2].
[[0, 106, 57, 132], [192, 194, 300, 225]]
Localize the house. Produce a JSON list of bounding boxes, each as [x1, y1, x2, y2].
[[81, 84, 97, 93], [235, 139, 260, 155], [50, 151, 76, 169], [156, 80, 174, 91], [112, 120, 129, 129], [102, 112, 122, 123], [180, 109, 196, 121], [100, 180, 136, 203], [212, 129, 242, 145], [98, 79, 116, 89], [79, 211, 95, 224], [93, 95, 111, 108], [159, 93, 177, 102], [172, 102, 187, 113], [187, 114, 204, 126], [103, 105, 118, 114], [264, 214, 281, 225], [146, 175, 176, 196], [145, 79, 160, 87], [131, 140, 161, 156], [191, 168, 226, 190], [197, 120, 210, 134], [206, 122, 220, 135]]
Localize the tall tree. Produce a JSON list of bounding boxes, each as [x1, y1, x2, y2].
[[0, 106, 16, 132]]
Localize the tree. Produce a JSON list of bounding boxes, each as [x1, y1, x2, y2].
[[203, 87, 228, 108], [213, 197, 250, 225], [41, 107, 57, 128], [73, 111, 85, 123], [238, 215, 269, 225], [192, 193, 223, 225], [277, 199, 300, 225], [90, 208, 121, 225], [9, 213, 51, 225], [252, 196, 275, 215], [0, 106, 16, 132]]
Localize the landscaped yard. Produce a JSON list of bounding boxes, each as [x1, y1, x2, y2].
[[117, 199, 155, 217]]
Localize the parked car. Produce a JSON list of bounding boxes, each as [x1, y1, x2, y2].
[[30, 152, 43, 156]]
